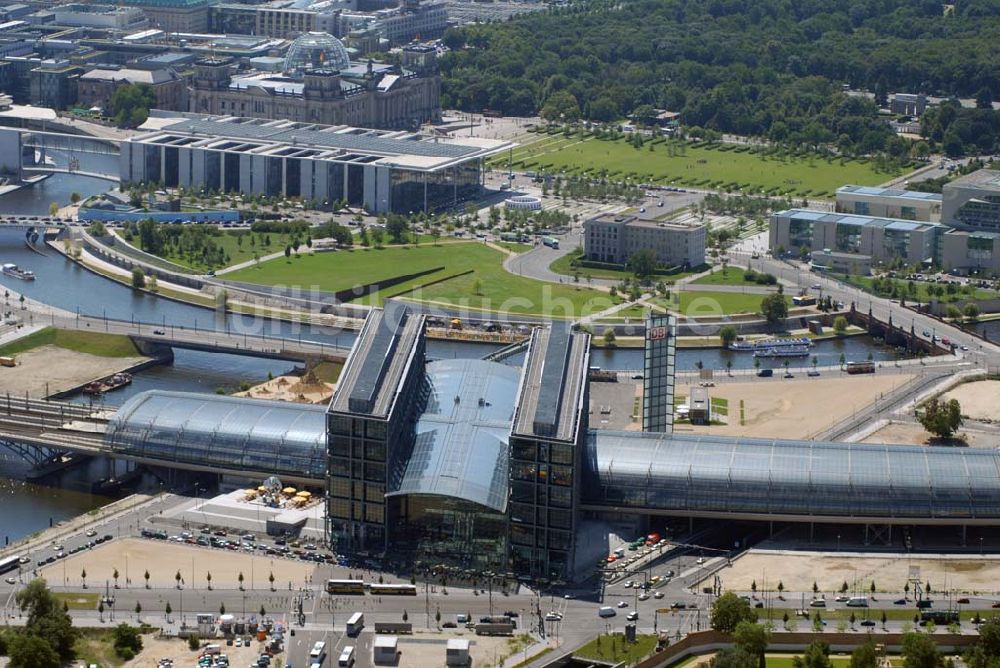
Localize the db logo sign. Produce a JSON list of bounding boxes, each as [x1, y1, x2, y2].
[[647, 326, 668, 341]]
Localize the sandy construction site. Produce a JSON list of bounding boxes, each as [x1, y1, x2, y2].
[[0, 345, 146, 398], [707, 550, 1000, 595], [674, 373, 914, 440], [940, 379, 1000, 422], [39, 538, 317, 591]]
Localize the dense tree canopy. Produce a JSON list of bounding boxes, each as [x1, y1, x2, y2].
[[917, 397, 963, 440], [14, 579, 77, 663], [760, 292, 789, 327], [849, 640, 881, 668], [441, 0, 1000, 154], [109, 83, 156, 129], [710, 592, 757, 633], [901, 632, 943, 668]]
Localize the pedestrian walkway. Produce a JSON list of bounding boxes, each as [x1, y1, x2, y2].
[[502, 639, 558, 668], [576, 297, 647, 327]]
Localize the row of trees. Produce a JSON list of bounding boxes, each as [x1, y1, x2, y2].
[[441, 0, 1000, 156], [710, 591, 1000, 668]]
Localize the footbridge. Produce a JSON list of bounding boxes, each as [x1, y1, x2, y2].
[[16, 128, 120, 157], [46, 312, 353, 363], [0, 126, 119, 181], [21, 166, 119, 181]]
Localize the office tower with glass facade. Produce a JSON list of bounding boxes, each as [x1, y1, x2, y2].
[[836, 185, 942, 222], [508, 325, 590, 581], [769, 209, 945, 272], [642, 314, 676, 433], [327, 305, 425, 554], [942, 169, 1000, 234]]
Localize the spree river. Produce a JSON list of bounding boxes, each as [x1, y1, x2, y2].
[[0, 171, 906, 544]]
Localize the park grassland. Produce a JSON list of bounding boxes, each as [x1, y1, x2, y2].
[[650, 291, 786, 316], [73, 627, 134, 668], [132, 230, 298, 272], [503, 135, 902, 198], [573, 634, 658, 664], [691, 268, 775, 287], [668, 654, 901, 668], [226, 241, 617, 317], [0, 327, 140, 357]]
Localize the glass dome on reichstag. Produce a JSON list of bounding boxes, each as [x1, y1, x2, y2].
[[284, 32, 351, 75]]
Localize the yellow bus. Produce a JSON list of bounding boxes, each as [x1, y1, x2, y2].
[[326, 579, 365, 595]]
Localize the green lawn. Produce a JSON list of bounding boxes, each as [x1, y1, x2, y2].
[[499, 134, 580, 165], [74, 628, 130, 668], [52, 592, 101, 611], [310, 361, 344, 384], [596, 304, 649, 321], [0, 327, 140, 358], [508, 136, 902, 198], [573, 634, 658, 664], [495, 241, 535, 254], [767, 606, 989, 624], [647, 291, 790, 315], [134, 230, 300, 272], [766, 658, 854, 668], [227, 241, 616, 317], [691, 268, 777, 287], [671, 291, 784, 315], [549, 251, 707, 282]]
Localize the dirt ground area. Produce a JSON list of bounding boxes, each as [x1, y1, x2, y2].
[[861, 421, 1000, 449], [396, 632, 530, 668], [123, 634, 282, 668], [0, 345, 146, 398], [940, 380, 1000, 422], [707, 550, 1000, 595], [672, 374, 913, 439], [40, 538, 317, 590], [234, 373, 333, 405]]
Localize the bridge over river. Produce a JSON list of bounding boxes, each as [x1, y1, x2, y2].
[[44, 311, 353, 363]]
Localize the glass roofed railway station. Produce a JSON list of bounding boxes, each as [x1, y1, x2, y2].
[[120, 114, 514, 213], [99, 306, 1000, 581], [106, 391, 327, 485]]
